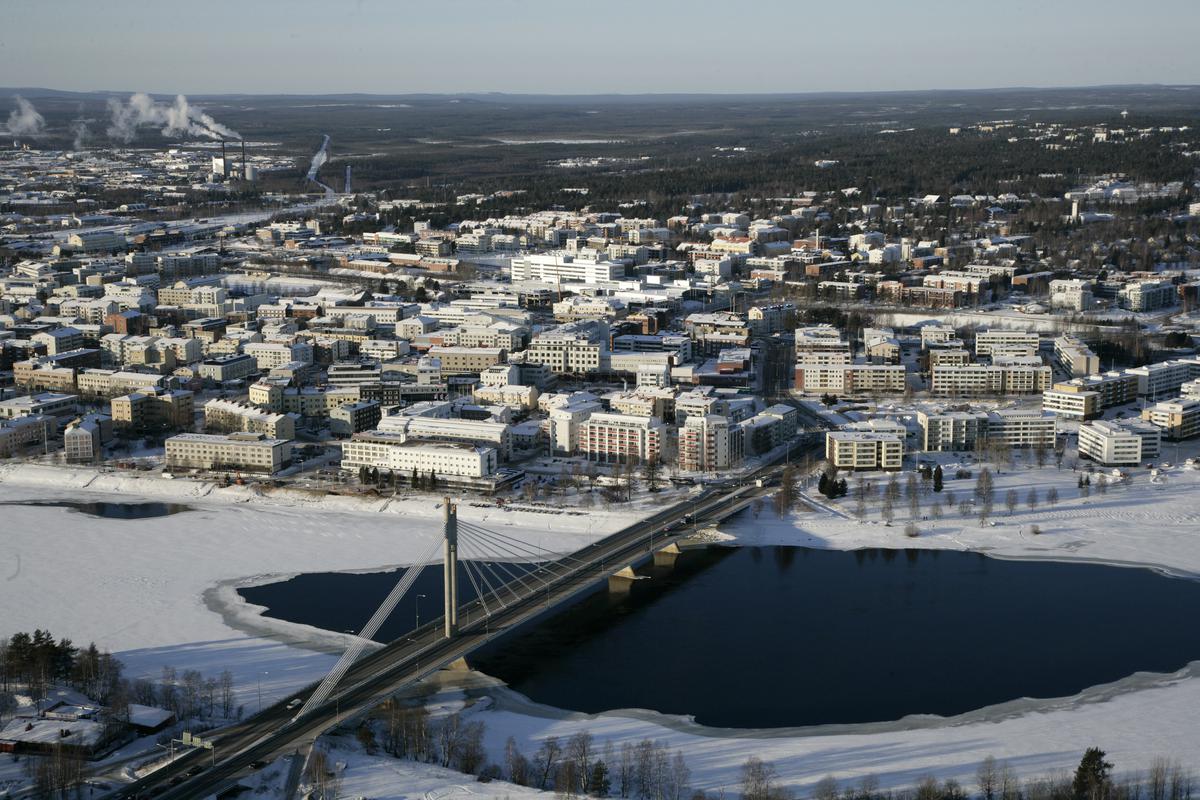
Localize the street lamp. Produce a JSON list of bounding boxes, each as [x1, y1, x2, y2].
[[415, 594, 426, 631]]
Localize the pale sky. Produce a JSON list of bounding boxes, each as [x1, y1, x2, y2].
[[2, 0, 1198, 95]]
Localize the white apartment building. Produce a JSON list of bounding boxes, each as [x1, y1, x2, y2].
[[1078, 420, 1158, 466], [578, 412, 666, 465], [524, 321, 608, 374], [985, 410, 1057, 449], [794, 364, 907, 395], [509, 252, 625, 284], [243, 341, 314, 371], [677, 415, 743, 472], [920, 325, 959, 348], [74, 371, 164, 398], [918, 410, 987, 452], [165, 432, 290, 474], [794, 325, 851, 365], [341, 435, 498, 479], [974, 330, 1041, 357], [1054, 335, 1100, 378], [1127, 359, 1200, 400], [929, 364, 1052, 395], [204, 398, 296, 440], [1049, 279, 1095, 311], [377, 414, 513, 459], [1118, 281, 1176, 312], [825, 430, 904, 471]]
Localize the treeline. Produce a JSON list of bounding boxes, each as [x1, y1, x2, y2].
[[1, 630, 239, 723], [1, 630, 123, 706], [800, 750, 1192, 800]]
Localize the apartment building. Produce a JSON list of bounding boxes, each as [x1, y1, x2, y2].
[[578, 412, 666, 465], [1078, 420, 1159, 466], [1127, 359, 1200, 400], [0, 415, 53, 458], [243, 342, 314, 371], [985, 410, 1057, 449], [1118, 281, 1176, 312], [204, 398, 296, 440], [927, 348, 972, 369], [794, 325, 851, 366], [1141, 399, 1200, 441], [523, 321, 607, 375], [929, 363, 1052, 395], [918, 410, 987, 452], [975, 330, 1040, 357], [1042, 386, 1101, 420], [794, 363, 907, 394], [509, 251, 624, 284], [825, 430, 904, 471], [1054, 335, 1101, 378], [919, 325, 959, 348], [677, 415, 744, 472], [76, 369, 165, 399], [111, 388, 194, 432], [198, 354, 257, 382], [1049, 279, 1095, 311], [165, 432, 290, 474], [377, 414, 513, 459], [0, 392, 78, 420], [425, 346, 506, 375], [329, 400, 383, 437]]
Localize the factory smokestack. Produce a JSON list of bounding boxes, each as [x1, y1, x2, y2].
[[241, 140, 247, 179]]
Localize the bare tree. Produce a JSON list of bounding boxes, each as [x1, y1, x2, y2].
[[534, 736, 563, 789], [1027, 487, 1040, 510], [1047, 487, 1059, 507], [978, 756, 1000, 800], [1005, 488, 1019, 515], [740, 756, 786, 800]]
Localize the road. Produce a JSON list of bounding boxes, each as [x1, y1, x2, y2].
[[111, 435, 820, 799]]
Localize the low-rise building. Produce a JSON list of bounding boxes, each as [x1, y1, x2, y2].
[[165, 432, 291, 473], [1141, 398, 1200, 441], [330, 400, 382, 437], [1078, 420, 1159, 466], [825, 430, 904, 471]]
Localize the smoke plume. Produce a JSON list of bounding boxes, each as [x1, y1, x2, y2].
[[106, 93, 240, 142], [6, 96, 46, 137], [306, 134, 335, 196], [70, 119, 91, 150]]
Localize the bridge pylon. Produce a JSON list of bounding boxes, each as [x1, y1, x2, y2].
[[443, 496, 459, 637]]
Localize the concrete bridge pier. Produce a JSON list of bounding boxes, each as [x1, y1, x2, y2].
[[608, 566, 638, 593], [653, 543, 682, 567]]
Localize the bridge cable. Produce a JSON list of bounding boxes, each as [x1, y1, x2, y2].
[[456, 533, 528, 605], [456, 525, 560, 591], [456, 533, 538, 602]]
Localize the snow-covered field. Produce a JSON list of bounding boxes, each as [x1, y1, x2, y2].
[[4, 458, 1200, 793]]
